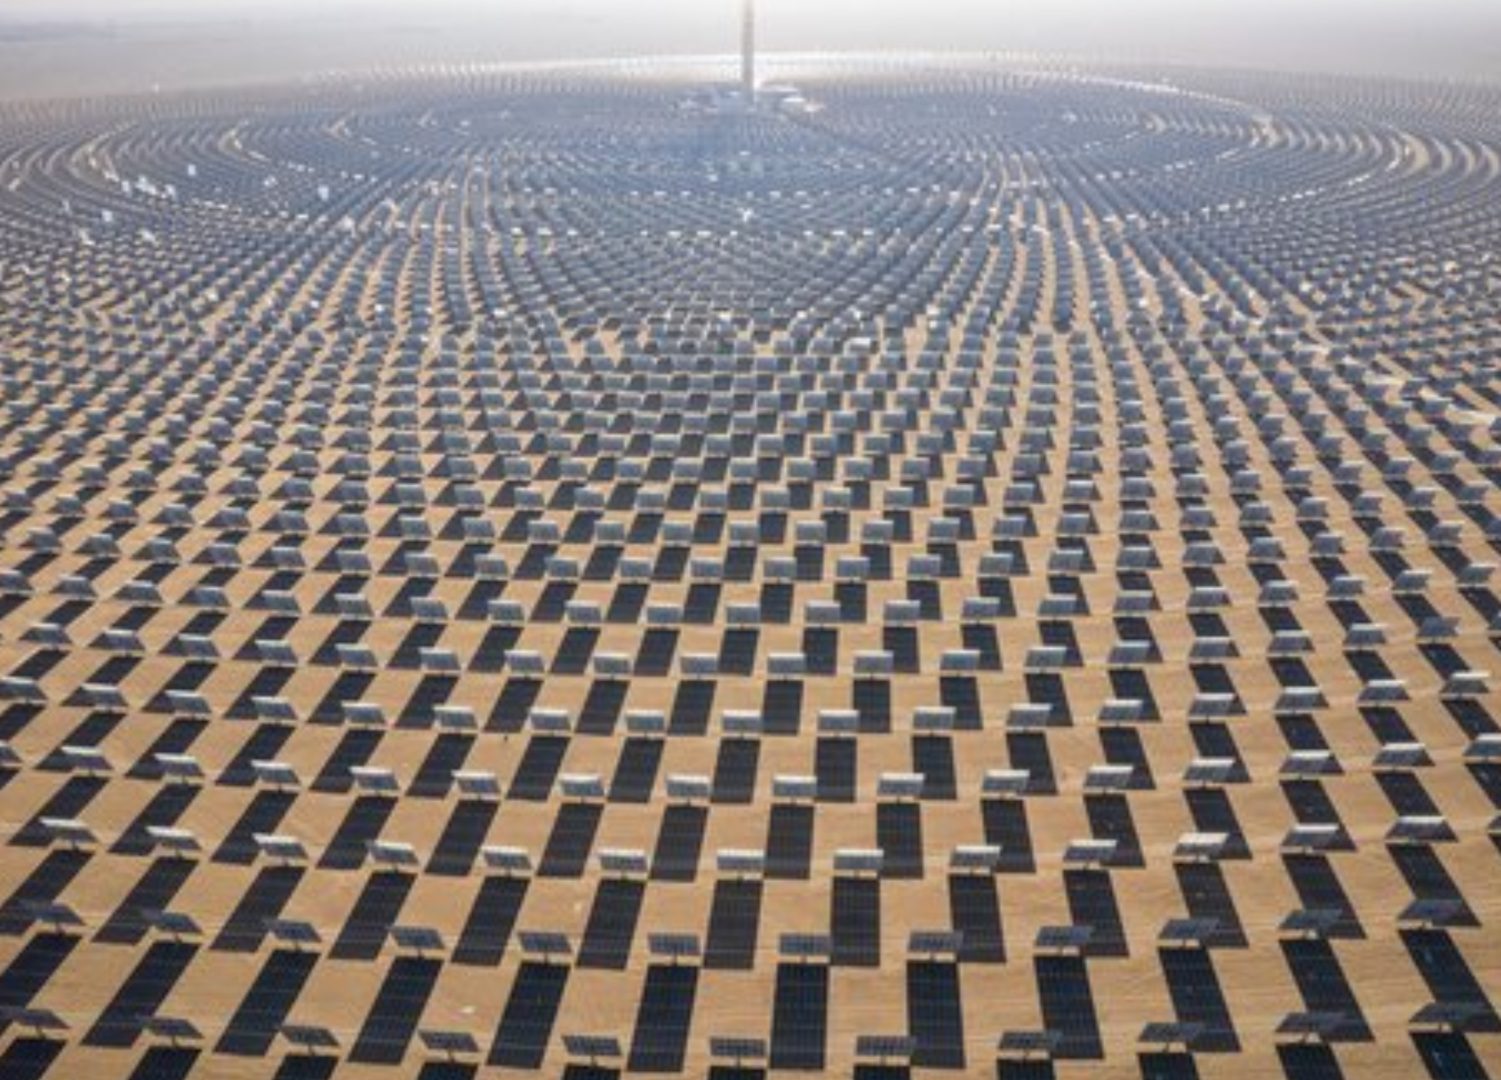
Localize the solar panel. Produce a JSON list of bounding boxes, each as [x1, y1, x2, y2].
[[1281, 750, 1339, 779], [418, 1029, 480, 1057], [141, 1016, 202, 1043], [950, 843, 1003, 872], [1158, 917, 1220, 946], [529, 708, 573, 733], [877, 772, 925, 799], [143, 909, 201, 938], [665, 774, 711, 801], [1465, 734, 1501, 762], [1278, 908, 1345, 937], [39, 818, 96, 847], [342, 702, 387, 727], [558, 773, 606, 800], [1173, 832, 1230, 861], [1374, 742, 1430, 770], [854, 1034, 917, 1059], [249, 760, 300, 788], [0, 1007, 69, 1033], [264, 918, 321, 947], [349, 766, 400, 794], [518, 930, 573, 959], [146, 826, 201, 856], [367, 840, 420, 869], [709, 1035, 767, 1060], [833, 848, 885, 874], [1409, 1001, 1488, 1030], [908, 929, 964, 956], [721, 710, 764, 736], [506, 650, 547, 675], [598, 848, 650, 875], [648, 933, 702, 960], [625, 709, 667, 736], [19, 899, 84, 931], [1035, 925, 1094, 951], [982, 769, 1030, 796], [0, 678, 45, 705], [779, 933, 832, 960], [1398, 898, 1468, 927], [1441, 671, 1489, 698], [59, 746, 111, 774], [817, 709, 859, 735], [1083, 765, 1134, 792], [1138, 1021, 1204, 1047], [153, 753, 204, 782], [453, 770, 501, 798], [1275, 1011, 1348, 1040], [1007, 703, 1054, 729], [563, 1034, 623, 1058], [996, 1030, 1061, 1056], [1387, 815, 1455, 845], [253, 833, 308, 863], [1062, 839, 1118, 867], [772, 774, 818, 801], [432, 705, 477, 731], [1183, 758, 1236, 786], [280, 1023, 340, 1053], [593, 652, 632, 677], [383, 926, 443, 956], [1282, 824, 1342, 852]]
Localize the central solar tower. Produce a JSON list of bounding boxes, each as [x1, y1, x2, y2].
[[741, 0, 756, 103]]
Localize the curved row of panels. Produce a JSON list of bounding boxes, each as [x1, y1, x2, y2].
[[0, 60, 1500, 1079]]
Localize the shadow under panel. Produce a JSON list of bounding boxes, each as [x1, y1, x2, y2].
[[319, 796, 397, 870], [578, 879, 645, 969], [765, 805, 813, 880], [831, 877, 881, 967], [1158, 947, 1240, 1052], [948, 874, 1005, 962], [84, 941, 198, 1047], [427, 800, 498, 877], [330, 871, 414, 960], [538, 803, 603, 878], [509, 735, 570, 801], [489, 962, 570, 1069], [212, 867, 303, 953], [349, 956, 443, 1063], [877, 803, 925, 879], [0, 1040, 63, 1080], [214, 791, 296, 864], [0, 934, 77, 1037], [705, 879, 762, 970], [626, 965, 698, 1072], [127, 1047, 199, 1080], [1035, 955, 1102, 1059], [93, 857, 196, 945], [1064, 870, 1128, 957], [1280, 939, 1372, 1041], [454, 876, 528, 966], [712, 740, 759, 804], [769, 963, 827, 1071], [217, 949, 318, 1057], [908, 960, 966, 1068], [650, 805, 707, 882]]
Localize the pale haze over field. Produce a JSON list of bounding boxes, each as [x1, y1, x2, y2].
[[0, 0, 1497, 98]]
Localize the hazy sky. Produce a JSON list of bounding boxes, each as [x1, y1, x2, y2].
[[1, 0, 1497, 99]]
